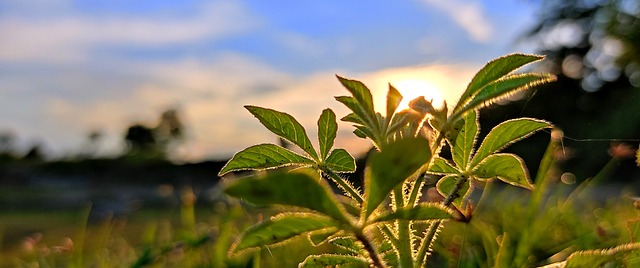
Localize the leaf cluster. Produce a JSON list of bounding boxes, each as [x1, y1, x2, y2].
[[219, 53, 559, 267]]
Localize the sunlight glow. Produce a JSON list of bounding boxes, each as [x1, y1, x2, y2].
[[390, 79, 445, 112]]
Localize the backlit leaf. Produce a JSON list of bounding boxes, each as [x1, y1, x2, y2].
[[387, 109, 423, 136], [308, 228, 338, 246], [436, 175, 471, 209], [471, 118, 552, 167], [299, 254, 369, 268], [329, 236, 364, 254], [473, 153, 533, 190], [324, 149, 356, 173], [336, 76, 376, 125], [224, 169, 350, 223], [318, 109, 338, 160], [429, 157, 460, 175], [219, 144, 314, 176], [456, 54, 543, 112], [341, 113, 365, 125], [448, 109, 478, 169], [363, 137, 431, 219], [232, 213, 337, 253], [245, 106, 318, 160], [371, 203, 456, 223], [564, 243, 640, 268], [460, 73, 555, 112], [386, 84, 403, 126]]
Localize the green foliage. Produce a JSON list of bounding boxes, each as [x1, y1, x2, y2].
[[221, 53, 558, 267], [363, 137, 431, 219], [299, 254, 369, 267], [224, 170, 350, 223], [219, 144, 314, 176], [371, 204, 457, 223], [470, 118, 552, 167], [473, 153, 532, 189], [318, 109, 338, 160], [245, 105, 319, 160], [454, 53, 544, 114], [231, 213, 338, 253]]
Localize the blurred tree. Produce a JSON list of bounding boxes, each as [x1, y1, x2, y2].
[[124, 124, 158, 155], [123, 108, 186, 160], [22, 143, 44, 161], [0, 131, 17, 161], [482, 0, 640, 181], [155, 109, 184, 151]]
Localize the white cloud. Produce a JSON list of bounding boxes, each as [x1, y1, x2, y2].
[[419, 0, 493, 43], [0, 1, 259, 63]]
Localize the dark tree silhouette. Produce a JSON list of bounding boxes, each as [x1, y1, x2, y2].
[[122, 108, 186, 160], [124, 124, 156, 152]]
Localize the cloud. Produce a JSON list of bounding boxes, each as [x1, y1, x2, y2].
[[15, 50, 481, 161], [419, 0, 493, 43], [0, 1, 259, 63]]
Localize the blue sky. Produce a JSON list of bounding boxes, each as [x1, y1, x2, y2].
[[0, 0, 540, 160]]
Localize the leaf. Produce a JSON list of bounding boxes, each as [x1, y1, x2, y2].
[[460, 73, 555, 112], [341, 113, 366, 125], [538, 242, 640, 268], [318, 109, 338, 160], [329, 236, 364, 254], [324, 149, 356, 173], [224, 169, 350, 223], [363, 137, 431, 219], [436, 175, 471, 209], [449, 109, 478, 170], [232, 213, 338, 253], [473, 153, 533, 190], [219, 144, 314, 176], [429, 157, 460, 175], [245, 106, 319, 160], [470, 118, 552, 167], [371, 203, 456, 223], [386, 84, 403, 126], [354, 125, 376, 141], [456, 54, 543, 112], [308, 228, 339, 246], [387, 109, 423, 135], [299, 254, 369, 268], [336, 75, 376, 125]]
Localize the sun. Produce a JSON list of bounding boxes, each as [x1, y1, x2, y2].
[[390, 79, 445, 112]]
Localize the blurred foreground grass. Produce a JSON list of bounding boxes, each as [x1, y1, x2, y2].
[[1, 159, 640, 268], [1, 181, 638, 267]]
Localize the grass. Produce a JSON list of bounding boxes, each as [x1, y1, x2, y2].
[[1, 180, 638, 267]]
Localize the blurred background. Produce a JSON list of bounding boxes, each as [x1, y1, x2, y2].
[[1, 0, 640, 266]]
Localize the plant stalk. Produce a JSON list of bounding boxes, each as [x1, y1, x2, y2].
[[322, 168, 364, 204], [416, 175, 468, 267], [393, 186, 415, 268], [355, 231, 386, 268]]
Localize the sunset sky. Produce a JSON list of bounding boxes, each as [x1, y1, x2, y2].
[[0, 0, 541, 161]]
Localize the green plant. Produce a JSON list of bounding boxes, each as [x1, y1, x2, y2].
[[219, 53, 578, 267]]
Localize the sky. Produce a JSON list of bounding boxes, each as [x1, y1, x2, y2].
[[0, 0, 541, 161]]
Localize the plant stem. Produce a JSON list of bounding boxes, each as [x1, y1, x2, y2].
[[407, 176, 425, 207], [355, 230, 386, 268], [416, 175, 468, 267], [322, 168, 364, 204], [392, 185, 415, 268]]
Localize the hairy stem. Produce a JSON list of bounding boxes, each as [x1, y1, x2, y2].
[[355, 230, 386, 268], [321, 168, 364, 204], [407, 175, 425, 207], [416, 175, 468, 267], [393, 186, 414, 268]]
